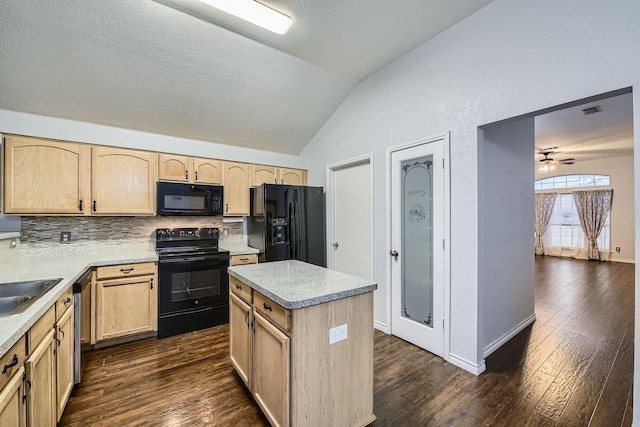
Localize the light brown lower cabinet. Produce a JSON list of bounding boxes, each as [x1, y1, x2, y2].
[[252, 311, 290, 427], [229, 280, 375, 427], [25, 330, 56, 427], [56, 307, 74, 421], [93, 263, 157, 344], [0, 366, 26, 427]]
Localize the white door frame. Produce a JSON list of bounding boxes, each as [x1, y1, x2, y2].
[[386, 133, 451, 360], [326, 154, 375, 280]]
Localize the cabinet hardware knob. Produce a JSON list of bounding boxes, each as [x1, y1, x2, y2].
[[186, 170, 189, 180], [93, 200, 97, 212], [274, 178, 277, 183], [195, 171, 198, 181], [240, 257, 248, 262], [263, 303, 272, 311], [120, 268, 134, 274], [150, 278, 154, 289], [57, 328, 65, 345], [2, 354, 18, 373], [226, 203, 228, 213], [63, 297, 71, 305], [235, 284, 242, 289], [390, 250, 399, 258], [22, 378, 31, 403], [79, 200, 83, 212]]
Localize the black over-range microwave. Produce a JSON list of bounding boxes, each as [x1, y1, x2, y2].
[[157, 182, 223, 216]]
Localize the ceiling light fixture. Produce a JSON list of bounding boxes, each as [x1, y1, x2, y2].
[[537, 163, 556, 173], [197, 0, 292, 34]]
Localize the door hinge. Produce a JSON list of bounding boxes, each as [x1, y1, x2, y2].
[[442, 158, 445, 169], [442, 239, 445, 249], [442, 318, 445, 329]]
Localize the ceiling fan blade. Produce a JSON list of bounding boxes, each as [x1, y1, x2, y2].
[[555, 158, 575, 165]]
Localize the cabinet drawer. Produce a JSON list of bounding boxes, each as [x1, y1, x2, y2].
[[28, 306, 55, 355], [56, 286, 73, 320], [230, 254, 258, 266], [230, 276, 252, 304], [253, 292, 290, 333], [96, 262, 156, 280], [0, 335, 26, 391]]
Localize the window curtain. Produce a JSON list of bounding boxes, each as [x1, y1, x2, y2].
[[572, 189, 613, 260], [534, 192, 557, 255]]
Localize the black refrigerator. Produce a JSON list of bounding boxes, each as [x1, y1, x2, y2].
[[248, 184, 326, 267]]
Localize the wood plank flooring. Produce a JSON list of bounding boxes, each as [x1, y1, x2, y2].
[[59, 256, 634, 426]]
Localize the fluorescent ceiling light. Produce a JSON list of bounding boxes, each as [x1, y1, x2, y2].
[[197, 0, 292, 34]]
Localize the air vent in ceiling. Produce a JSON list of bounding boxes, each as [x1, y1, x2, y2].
[[581, 105, 601, 115]]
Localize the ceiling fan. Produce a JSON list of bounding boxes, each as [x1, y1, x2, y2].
[[536, 147, 575, 172]]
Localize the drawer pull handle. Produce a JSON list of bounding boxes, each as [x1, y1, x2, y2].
[[235, 284, 242, 290], [120, 268, 134, 274], [63, 297, 72, 305], [240, 257, 249, 262], [2, 354, 18, 373], [57, 328, 65, 345], [263, 303, 272, 311], [93, 200, 97, 212], [79, 199, 83, 212], [22, 378, 31, 403]]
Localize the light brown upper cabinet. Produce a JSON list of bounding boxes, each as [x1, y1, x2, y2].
[[279, 168, 307, 186], [250, 164, 278, 186], [250, 165, 308, 187], [3, 135, 89, 215], [223, 162, 250, 216], [158, 154, 222, 184], [91, 147, 156, 215]]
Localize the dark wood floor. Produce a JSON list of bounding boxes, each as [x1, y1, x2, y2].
[[60, 256, 634, 426]]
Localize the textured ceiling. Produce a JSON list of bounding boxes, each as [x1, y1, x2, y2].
[[0, 0, 493, 154], [535, 92, 634, 163]]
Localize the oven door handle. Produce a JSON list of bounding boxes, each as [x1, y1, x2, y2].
[[159, 256, 221, 264]]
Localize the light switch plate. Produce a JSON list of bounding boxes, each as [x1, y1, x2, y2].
[[329, 324, 348, 345]]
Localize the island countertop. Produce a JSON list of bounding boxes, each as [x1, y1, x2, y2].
[[227, 260, 377, 309]]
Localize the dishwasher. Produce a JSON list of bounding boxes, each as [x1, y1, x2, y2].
[[73, 268, 92, 384]]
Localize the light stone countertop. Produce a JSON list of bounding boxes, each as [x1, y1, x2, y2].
[[218, 240, 260, 256], [228, 260, 377, 309], [0, 243, 157, 356]]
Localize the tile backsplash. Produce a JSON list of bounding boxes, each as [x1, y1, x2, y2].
[[20, 216, 244, 248]]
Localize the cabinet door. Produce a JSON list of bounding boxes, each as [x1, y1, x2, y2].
[[250, 165, 278, 187], [193, 158, 222, 184], [25, 331, 56, 427], [0, 367, 26, 427], [158, 154, 192, 182], [252, 311, 290, 427], [278, 168, 307, 186], [95, 275, 157, 342], [229, 293, 252, 389], [56, 308, 74, 421], [222, 162, 250, 216], [3, 135, 88, 214], [91, 147, 156, 215]]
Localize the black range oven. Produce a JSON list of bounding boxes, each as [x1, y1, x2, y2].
[[156, 227, 230, 338]]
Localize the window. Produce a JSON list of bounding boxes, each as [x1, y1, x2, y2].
[[534, 174, 610, 190], [546, 193, 610, 252]]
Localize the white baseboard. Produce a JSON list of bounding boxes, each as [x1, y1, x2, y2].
[[448, 353, 486, 375], [482, 313, 536, 359], [611, 257, 635, 264], [374, 321, 389, 333]]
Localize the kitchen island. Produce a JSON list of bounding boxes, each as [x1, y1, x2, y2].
[[228, 260, 377, 427]]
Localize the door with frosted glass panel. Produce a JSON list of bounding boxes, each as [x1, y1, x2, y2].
[[390, 138, 444, 356]]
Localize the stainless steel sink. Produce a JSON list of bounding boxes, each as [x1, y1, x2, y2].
[[0, 279, 62, 316]]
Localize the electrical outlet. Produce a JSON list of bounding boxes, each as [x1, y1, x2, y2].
[[329, 324, 348, 345], [616, 247, 621, 253], [60, 232, 72, 244]]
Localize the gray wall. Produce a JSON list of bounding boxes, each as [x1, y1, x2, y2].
[[298, 0, 640, 382], [479, 118, 535, 355]]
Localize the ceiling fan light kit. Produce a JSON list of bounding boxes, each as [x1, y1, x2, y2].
[[197, 0, 292, 34], [536, 147, 575, 173]]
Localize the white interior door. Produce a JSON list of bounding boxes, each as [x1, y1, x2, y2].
[[390, 139, 444, 356], [329, 158, 372, 280]]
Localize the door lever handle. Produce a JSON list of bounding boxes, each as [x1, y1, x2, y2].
[[390, 250, 399, 258]]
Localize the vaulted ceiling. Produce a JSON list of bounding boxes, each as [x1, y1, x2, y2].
[[0, 0, 493, 154]]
